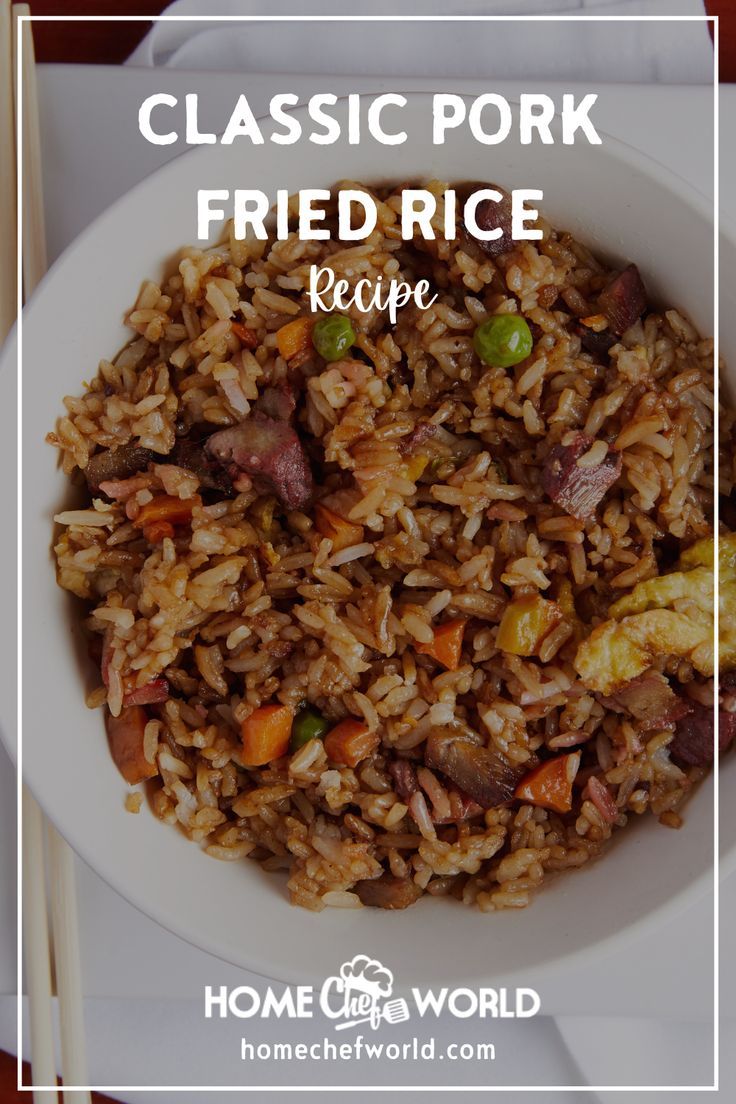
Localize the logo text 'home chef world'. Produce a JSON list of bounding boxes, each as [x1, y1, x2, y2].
[[204, 955, 540, 1029], [137, 91, 601, 320]]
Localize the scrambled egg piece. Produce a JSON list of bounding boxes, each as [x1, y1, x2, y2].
[[718, 534, 736, 670], [608, 566, 712, 621], [679, 535, 736, 670], [574, 534, 735, 695], [574, 609, 711, 694], [679, 536, 714, 570]]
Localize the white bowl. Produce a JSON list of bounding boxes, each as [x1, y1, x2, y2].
[[2, 95, 731, 990]]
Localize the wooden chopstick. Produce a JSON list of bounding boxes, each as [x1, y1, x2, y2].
[[2, 6, 57, 1101], [12, 6, 91, 1101], [15, 2, 47, 294], [0, 1, 16, 339], [21, 794, 59, 1104], [46, 830, 90, 1103]]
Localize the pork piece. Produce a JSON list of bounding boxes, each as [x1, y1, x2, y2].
[[101, 634, 170, 708], [204, 412, 313, 510], [603, 671, 691, 731], [85, 442, 155, 492], [670, 701, 736, 767], [434, 787, 484, 824], [399, 421, 437, 456], [106, 705, 157, 785], [170, 437, 234, 495], [354, 875, 423, 910], [388, 758, 419, 801], [597, 263, 648, 335], [254, 384, 296, 422], [87, 437, 234, 497], [542, 432, 622, 520], [458, 181, 515, 257], [124, 677, 169, 707], [388, 758, 483, 823], [424, 730, 519, 809], [576, 323, 616, 360]]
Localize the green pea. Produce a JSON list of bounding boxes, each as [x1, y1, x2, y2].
[[312, 314, 356, 362], [290, 707, 329, 750], [473, 314, 533, 369]]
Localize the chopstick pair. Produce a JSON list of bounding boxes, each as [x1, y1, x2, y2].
[[2, 5, 91, 1102]]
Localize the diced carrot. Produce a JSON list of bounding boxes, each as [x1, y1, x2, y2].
[[231, 321, 259, 349], [324, 719, 379, 768], [496, 596, 562, 657], [314, 502, 364, 553], [106, 705, 158, 785], [143, 520, 175, 543], [276, 316, 314, 361], [133, 494, 200, 531], [416, 618, 466, 671], [514, 752, 581, 814], [241, 704, 294, 766]]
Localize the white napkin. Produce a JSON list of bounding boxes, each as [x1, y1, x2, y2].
[[127, 0, 713, 84]]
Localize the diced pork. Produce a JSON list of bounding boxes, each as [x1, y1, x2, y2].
[[101, 632, 170, 707], [88, 437, 236, 498], [205, 412, 313, 510], [169, 438, 234, 495], [388, 758, 419, 801], [597, 263, 648, 335], [124, 677, 169, 707], [85, 442, 155, 493], [255, 384, 297, 422], [603, 671, 691, 731], [424, 730, 520, 809], [354, 875, 423, 910], [434, 787, 484, 824], [670, 701, 735, 767], [388, 758, 482, 824], [542, 432, 622, 519]]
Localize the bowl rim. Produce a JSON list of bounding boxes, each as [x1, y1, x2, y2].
[[1, 90, 730, 988]]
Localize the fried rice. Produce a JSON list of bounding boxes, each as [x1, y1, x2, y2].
[[47, 179, 732, 913]]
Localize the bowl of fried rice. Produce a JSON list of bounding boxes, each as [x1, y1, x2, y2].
[[5, 95, 734, 988]]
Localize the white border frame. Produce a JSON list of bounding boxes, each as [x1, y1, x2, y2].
[[15, 10, 720, 1095]]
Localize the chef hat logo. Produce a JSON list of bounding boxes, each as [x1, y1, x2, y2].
[[339, 955, 393, 998]]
